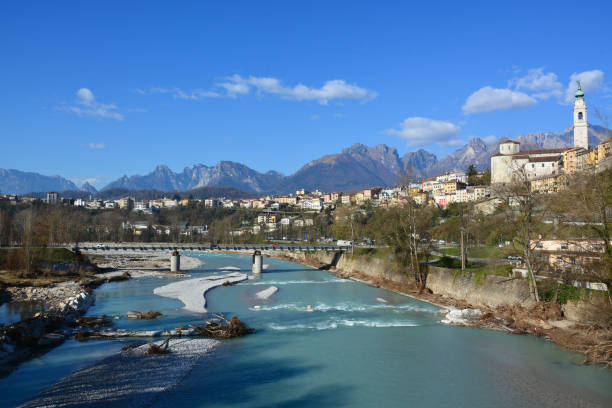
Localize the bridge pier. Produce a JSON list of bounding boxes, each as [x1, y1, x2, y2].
[[171, 250, 181, 273], [252, 250, 263, 274]]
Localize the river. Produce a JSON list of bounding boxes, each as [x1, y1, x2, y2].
[[1, 252, 612, 407]]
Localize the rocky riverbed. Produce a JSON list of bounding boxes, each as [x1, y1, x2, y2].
[[0, 252, 204, 375], [0, 281, 94, 375]]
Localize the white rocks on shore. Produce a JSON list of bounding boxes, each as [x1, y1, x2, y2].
[[7, 281, 93, 315], [441, 308, 483, 325], [255, 286, 278, 300], [153, 272, 247, 313]]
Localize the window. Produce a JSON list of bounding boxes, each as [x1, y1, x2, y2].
[[542, 163, 545, 167], [578, 112, 583, 120], [532, 164, 535, 168]]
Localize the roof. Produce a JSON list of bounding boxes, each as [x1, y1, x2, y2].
[[499, 138, 520, 144], [519, 148, 568, 154], [528, 155, 562, 163]]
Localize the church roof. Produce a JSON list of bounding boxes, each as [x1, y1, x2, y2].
[[528, 155, 562, 163], [518, 148, 568, 154], [499, 138, 520, 144]]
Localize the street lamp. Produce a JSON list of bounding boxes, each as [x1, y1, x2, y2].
[[460, 226, 466, 271]]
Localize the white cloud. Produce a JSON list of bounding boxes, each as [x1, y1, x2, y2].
[[332, 113, 345, 119], [87, 142, 105, 150], [136, 87, 221, 100], [509, 68, 562, 99], [309, 114, 319, 120], [564, 70, 604, 103], [66, 88, 124, 121], [137, 76, 376, 104], [383, 117, 460, 146], [77, 88, 95, 104], [462, 86, 536, 114]]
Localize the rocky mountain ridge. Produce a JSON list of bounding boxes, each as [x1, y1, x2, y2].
[[2, 125, 609, 195]]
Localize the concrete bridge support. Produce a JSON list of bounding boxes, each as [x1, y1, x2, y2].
[[252, 250, 263, 274], [171, 250, 181, 272]]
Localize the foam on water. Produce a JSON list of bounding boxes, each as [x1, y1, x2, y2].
[[249, 301, 437, 314], [267, 318, 419, 331], [241, 278, 349, 286]]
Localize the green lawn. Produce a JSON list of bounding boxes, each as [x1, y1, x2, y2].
[[351, 247, 393, 260], [439, 247, 459, 256], [441, 245, 518, 259], [435, 256, 512, 277]]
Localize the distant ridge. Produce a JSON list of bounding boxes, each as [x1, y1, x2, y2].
[[0, 169, 78, 195], [26, 186, 253, 201], [1, 124, 609, 195]]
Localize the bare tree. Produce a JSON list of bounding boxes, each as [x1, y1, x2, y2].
[[494, 165, 543, 301], [387, 173, 434, 292]]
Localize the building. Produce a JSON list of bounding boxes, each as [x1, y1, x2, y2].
[[563, 147, 589, 175], [530, 174, 567, 193], [204, 199, 219, 207], [491, 83, 591, 184], [117, 197, 134, 210], [46, 192, 59, 204], [443, 180, 466, 195], [436, 171, 467, 183], [533, 238, 609, 273], [573, 81, 588, 150]]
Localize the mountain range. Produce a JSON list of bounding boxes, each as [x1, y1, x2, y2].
[[1, 125, 609, 196]]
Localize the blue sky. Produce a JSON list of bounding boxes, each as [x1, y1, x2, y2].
[[1, 1, 611, 188]]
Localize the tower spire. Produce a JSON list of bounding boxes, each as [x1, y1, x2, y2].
[[573, 81, 588, 149]]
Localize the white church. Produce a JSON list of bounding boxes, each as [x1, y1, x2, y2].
[[491, 82, 589, 184]]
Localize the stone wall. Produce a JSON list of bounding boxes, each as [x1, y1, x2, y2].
[[273, 250, 411, 285], [335, 254, 411, 285], [425, 267, 535, 309], [562, 291, 612, 325]]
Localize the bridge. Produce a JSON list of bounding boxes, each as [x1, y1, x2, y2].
[[69, 242, 344, 253]]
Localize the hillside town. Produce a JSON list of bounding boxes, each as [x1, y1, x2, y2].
[[1, 85, 610, 240]]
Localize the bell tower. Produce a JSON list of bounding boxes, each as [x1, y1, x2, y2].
[[573, 80, 588, 150]]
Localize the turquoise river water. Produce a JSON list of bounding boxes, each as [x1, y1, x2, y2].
[[1, 252, 612, 407]]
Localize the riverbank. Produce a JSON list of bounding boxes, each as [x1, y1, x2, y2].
[[265, 250, 612, 367], [0, 251, 204, 376]]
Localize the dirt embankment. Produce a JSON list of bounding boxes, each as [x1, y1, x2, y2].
[[268, 250, 612, 367]]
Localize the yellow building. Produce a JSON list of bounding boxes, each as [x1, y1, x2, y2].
[[443, 180, 465, 195], [530, 174, 567, 193]]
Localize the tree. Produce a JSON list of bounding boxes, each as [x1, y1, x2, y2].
[[551, 166, 612, 288], [494, 166, 544, 301], [387, 173, 435, 292]]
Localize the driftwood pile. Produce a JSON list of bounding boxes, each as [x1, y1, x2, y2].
[[193, 314, 253, 339], [127, 310, 163, 320], [147, 338, 171, 355], [73, 315, 112, 328]]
